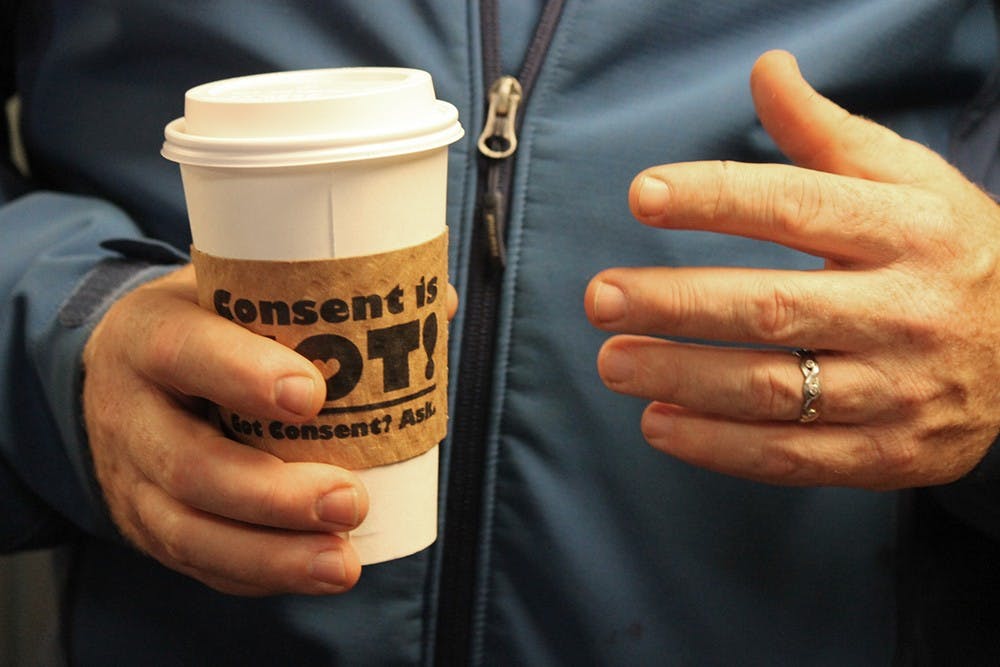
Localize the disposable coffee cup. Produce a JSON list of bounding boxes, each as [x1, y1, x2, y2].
[[161, 68, 463, 564]]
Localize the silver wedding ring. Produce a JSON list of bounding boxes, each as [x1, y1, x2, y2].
[[793, 349, 821, 423]]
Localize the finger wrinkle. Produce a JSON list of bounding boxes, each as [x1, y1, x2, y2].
[[710, 160, 734, 223]]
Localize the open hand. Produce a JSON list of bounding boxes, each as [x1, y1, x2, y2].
[[585, 50, 1000, 490]]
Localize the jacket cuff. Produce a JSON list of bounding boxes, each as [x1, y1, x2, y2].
[[51, 241, 187, 541], [0, 193, 186, 545]]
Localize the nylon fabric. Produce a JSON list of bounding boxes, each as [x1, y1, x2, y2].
[[0, 1, 995, 664]]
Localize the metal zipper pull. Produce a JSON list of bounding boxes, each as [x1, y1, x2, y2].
[[481, 177, 506, 267], [477, 75, 522, 268], [477, 75, 522, 159]]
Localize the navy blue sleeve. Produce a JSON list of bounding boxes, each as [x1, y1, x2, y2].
[[0, 193, 184, 548], [0, 453, 75, 551]]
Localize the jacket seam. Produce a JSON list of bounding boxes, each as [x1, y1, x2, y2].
[[423, 1, 483, 664]]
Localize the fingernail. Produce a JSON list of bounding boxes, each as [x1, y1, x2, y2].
[[636, 176, 670, 217], [316, 487, 360, 529], [310, 550, 347, 586], [600, 347, 635, 384], [642, 406, 673, 443], [593, 282, 627, 323], [274, 375, 317, 417]]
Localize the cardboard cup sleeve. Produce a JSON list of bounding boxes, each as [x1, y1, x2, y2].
[[191, 231, 449, 470]]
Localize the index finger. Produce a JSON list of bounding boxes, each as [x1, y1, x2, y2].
[[630, 162, 916, 266], [123, 266, 327, 422]]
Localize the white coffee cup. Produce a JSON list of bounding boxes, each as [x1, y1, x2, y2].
[[162, 67, 463, 565]]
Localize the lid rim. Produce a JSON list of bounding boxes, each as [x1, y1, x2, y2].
[[164, 99, 459, 146], [161, 124, 465, 168]]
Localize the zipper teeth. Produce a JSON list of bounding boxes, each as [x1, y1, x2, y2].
[[435, 1, 567, 664], [479, 0, 501, 81], [517, 0, 566, 102]]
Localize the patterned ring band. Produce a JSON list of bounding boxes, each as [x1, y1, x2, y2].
[[793, 349, 821, 423]]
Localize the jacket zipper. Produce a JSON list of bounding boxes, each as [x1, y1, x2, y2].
[[477, 74, 522, 267], [434, 1, 566, 664]]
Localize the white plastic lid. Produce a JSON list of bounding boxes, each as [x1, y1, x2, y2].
[[162, 68, 463, 167]]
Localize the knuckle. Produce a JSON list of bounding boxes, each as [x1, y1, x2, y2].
[[886, 309, 941, 351], [911, 190, 956, 241], [962, 242, 1000, 289], [254, 479, 292, 527], [156, 510, 196, 569], [770, 170, 824, 237], [862, 429, 920, 483], [159, 450, 198, 502], [891, 377, 932, 416], [758, 440, 811, 483], [744, 363, 798, 420], [82, 388, 119, 449], [104, 486, 147, 548], [137, 317, 192, 381], [741, 282, 801, 342]]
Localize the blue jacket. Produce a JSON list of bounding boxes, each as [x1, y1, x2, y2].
[[2, 1, 998, 664]]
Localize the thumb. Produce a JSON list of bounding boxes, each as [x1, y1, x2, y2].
[[750, 50, 952, 186]]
